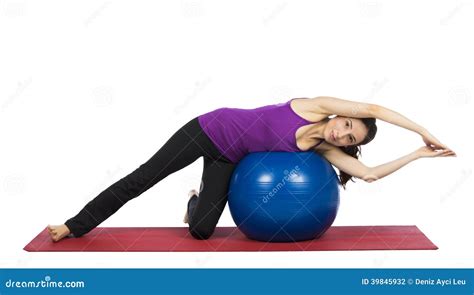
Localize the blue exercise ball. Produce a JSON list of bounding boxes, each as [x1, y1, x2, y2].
[[228, 151, 340, 242]]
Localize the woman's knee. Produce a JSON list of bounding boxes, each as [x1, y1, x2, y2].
[[189, 225, 215, 240]]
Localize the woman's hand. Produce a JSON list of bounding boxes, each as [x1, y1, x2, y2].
[[420, 129, 449, 149], [415, 146, 456, 158]]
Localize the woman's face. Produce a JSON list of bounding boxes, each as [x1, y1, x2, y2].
[[324, 116, 369, 147]]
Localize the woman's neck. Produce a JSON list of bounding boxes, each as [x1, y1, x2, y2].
[[305, 119, 328, 141]]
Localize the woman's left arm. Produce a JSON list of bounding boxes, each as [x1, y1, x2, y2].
[[376, 105, 451, 150]]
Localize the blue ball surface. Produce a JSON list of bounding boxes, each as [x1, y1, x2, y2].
[[228, 152, 340, 242]]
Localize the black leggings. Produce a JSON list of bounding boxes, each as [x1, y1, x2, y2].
[[65, 117, 236, 240]]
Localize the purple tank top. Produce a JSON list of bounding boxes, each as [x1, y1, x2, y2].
[[197, 98, 324, 163]]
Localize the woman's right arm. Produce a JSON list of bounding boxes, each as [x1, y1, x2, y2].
[[320, 146, 455, 183]]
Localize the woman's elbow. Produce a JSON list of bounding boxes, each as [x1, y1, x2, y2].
[[360, 168, 379, 183]]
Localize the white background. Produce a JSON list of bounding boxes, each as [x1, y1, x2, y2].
[[0, 0, 472, 268]]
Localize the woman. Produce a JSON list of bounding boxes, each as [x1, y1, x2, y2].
[[47, 96, 456, 242]]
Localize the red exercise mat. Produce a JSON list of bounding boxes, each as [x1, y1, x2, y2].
[[24, 226, 438, 252]]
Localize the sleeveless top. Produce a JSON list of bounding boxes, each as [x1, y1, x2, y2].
[[197, 98, 324, 163]]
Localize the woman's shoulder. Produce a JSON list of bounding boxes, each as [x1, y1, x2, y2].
[[290, 97, 330, 122]]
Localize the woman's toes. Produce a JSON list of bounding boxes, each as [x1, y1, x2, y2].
[[188, 189, 198, 198]]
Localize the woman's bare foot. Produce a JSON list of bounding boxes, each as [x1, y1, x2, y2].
[[183, 189, 199, 224], [47, 224, 71, 242]]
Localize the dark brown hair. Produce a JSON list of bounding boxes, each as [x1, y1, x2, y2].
[[338, 117, 377, 189]]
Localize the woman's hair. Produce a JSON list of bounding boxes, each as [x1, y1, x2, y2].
[[338, 117, 377, 189]]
